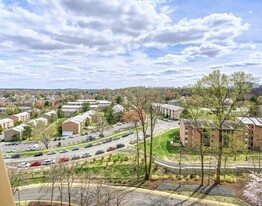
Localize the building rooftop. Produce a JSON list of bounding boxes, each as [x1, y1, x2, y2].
[[12, 112, 30, 117], [238, 117, 262, 126], [181, 119, 247, 130], [0, 118, 13, 124]]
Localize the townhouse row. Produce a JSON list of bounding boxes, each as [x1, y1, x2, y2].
[[62, 110, 96, 135], [3, 111, 57, 141]]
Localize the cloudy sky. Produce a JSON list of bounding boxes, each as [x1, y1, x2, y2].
[[0, 0, 261, 89]]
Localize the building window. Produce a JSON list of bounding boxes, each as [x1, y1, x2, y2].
[[223, 132, 230, 147], [203, 129, 210, 146]]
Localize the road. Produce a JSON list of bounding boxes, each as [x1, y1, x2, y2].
[[14, 185, 209, 206], [4, 120, 179, 167]]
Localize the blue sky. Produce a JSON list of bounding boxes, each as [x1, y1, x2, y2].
[[0, 0, 261, 89]]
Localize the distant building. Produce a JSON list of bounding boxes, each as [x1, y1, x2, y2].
[[97, 100, 112, 108], [62, 110, 96, 134], [4, 124, 25, 141], [9, 112, 30, 123], [167, 99, 182, 107], [77, 99, 97, 104], [62, 108, 80, 117], [0, 118, 14, 130], [180, 119, 248, 148], [67, 102, 84, 106], [154, 103, 183, 120], [62, 105, 83, 112], [238, 117, 262, 149], [28, 117, 48, 125], [112, 104, 124, 114], [41, 110, 57, 123]]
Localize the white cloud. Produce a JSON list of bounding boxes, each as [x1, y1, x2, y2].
[[0, 0, 261, 88]]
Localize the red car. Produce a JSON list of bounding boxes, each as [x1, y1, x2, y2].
[[31, 161, 43, 167], [59, 157, 70, 162], [106, 146, 116, 152]]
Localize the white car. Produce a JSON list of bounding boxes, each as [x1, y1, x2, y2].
[[3, 155, 11, 159], [27, 144, 38, 151], [43, 159, 55, 165], [18, 162, 30, 168]]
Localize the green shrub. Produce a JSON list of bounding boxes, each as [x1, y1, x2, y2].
[[151, 174, 158, 180], [185, 175, 190, 181], [194, 175, 200, 181]]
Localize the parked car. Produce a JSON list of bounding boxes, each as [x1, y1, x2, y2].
[[57, 142, 62, 147], [95, 150, 105, 155], [27, 144, 38, 151], [59, 157, 70, 162], [122, 133, 129, 138], [57, 137, 61, 140], [130, 139, 137, 144], [71, 155, 80, 160], [87, 136, 96, 141], [116, 122, 122, 126], [72, 147, 79, 151], [3, 155, 11, 159], [81, 153, 92, 158], [31, 161, 43, 167], [43, 159, 55, 165], [11, 154, 20, 159], [116, 143, 125, 149], [106, 146, 116, 152], [47, 150, 57, 155], [128, 131, 134, 135], [53, 137, 57, 141], [6, 148, 18, 153], [62, 137, 66, 140], [99, 134, 105, 138], [33, 152, 43, 157], [81, 133, 85, 136], [114, 136, 121, 140], [85, 132, 89, 135], [103, 138, 112, 144], [60, 149, 69, 153], [69, 136, 74, 138], [84, 143, 93, 148], [18, 162, 30, 168], [94, 142, 102, 146]]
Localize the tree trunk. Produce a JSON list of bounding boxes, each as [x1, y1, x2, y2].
[[142, 121, 148, 180], [215, 129, 223, 184], [148, 111, 154, 179], [200, 132, 204, 186], [135, 123, 140, 181]]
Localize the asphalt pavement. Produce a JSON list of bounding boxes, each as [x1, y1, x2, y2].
[[15, 185, 208, 206], [3, 120, 179, 167]]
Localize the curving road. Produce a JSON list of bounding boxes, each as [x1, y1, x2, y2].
[[14, 185, 211, 206]]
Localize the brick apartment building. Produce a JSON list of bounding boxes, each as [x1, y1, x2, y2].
[[10, 112, 30, 123], [62, 110, 96, 135], [180, 119, 248, 148], [41, 110, 57, 123], [0, 118, 14, 130], [238, 117, 262, 149]]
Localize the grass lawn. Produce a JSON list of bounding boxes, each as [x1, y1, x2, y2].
[[76, 153, 145, 179]]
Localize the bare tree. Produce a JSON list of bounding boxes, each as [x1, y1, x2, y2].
[[32, 120, 56, 149], [96, 114, 107, 136]]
